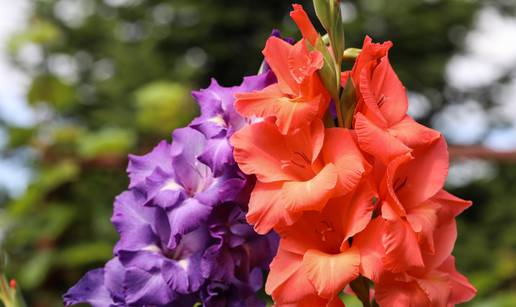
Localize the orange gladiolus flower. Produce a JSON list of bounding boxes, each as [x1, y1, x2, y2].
[[357, 208, 475, 306], [235, 15, 329, 135], [231, 120, 370, 234], [353, 178, 475, 306], [377, 136, 449, 272], [229, 4, 476, 301], [266, 181, 378, 305], [346, 36, 441, 164]]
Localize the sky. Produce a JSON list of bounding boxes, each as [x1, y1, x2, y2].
[[0, 0, 33, 196], [0, 2, 516, 196]]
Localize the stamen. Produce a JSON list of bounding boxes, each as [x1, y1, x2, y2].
[[377, 95, 387, 108], [393, 176, 408, 193], [293, 151, 310, 164], [315, 221, 334, 242]]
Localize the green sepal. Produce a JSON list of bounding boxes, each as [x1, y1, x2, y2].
[[350, 275, 372, 307], [340, 74, 357, 128], [313, 0, 345, 68], [307, 38, 339, 100]]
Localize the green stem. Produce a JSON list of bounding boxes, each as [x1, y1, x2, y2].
[[333, 92, 345, 128]]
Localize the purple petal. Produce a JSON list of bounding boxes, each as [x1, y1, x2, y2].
[[167, 198, 212, 242], [124, 266, 175, 306], [111, 190, 158, 252], [141, 167, 186, 209], [170, 127, 206, 159], [63, 269, 116, 307], [198, 137, 234, 177], [127, 140, 173, 188], [201, 245, 235, 281], [103, 258, 126, 300]]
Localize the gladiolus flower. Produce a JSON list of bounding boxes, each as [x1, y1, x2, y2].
[[266, 197, 368, 305], [347, 36, 441, 164], [64, 72, 278, 307], [231, 122, 370, 234], [235, 36, 329, 135]]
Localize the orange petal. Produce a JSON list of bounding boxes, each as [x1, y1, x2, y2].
[[231, 121, 297, 183], [354, 112, 411, 165], [352, 218, 386, 282], [382, 219, 424, 272], [302, 248, 360, 299], [387, 115, 441, 149], [375, 274, 431, 307], [414, 271, 451, 307], [235, 83, 285, 118], [351, 36, 392, 84], [331, 178, 377, 242], [273, 295, 344, 307], [369, 57, 408, 125], [422, 219, 457, 271], [407, 202, 439, 233], [235, 83, 319, 135], [357, 65, 388, 127], [406, 200, 441, 254], [262, 36, 299, 93], [278, 210, 342, 256], [432, 189, 472, 223], [380, 152, 413, 220], [322, 128, 370, 197], [267, 247, 317, 304], [274, 96, 320, 135], [285, 119, 325, 164], [281, 163, 338, 214], [290, 4, 318, 45], [395, 136, 449, 206], [247, 181, 300, 234], [438, 256, 477, 305], [288, 40, 324, 84]]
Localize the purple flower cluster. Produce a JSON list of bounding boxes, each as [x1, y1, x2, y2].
[[63, 71, 278, 307]]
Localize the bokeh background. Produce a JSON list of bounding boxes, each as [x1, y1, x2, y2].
[[0, 0, 515, 306]]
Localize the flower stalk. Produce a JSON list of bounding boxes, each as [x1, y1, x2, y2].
[[0, 274, 25, 307]]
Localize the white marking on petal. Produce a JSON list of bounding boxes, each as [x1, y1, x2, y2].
[[208, 114, 227, 127], [161, 180, 182, 191], [177, 259, 189, 270], [142, 245, 161, 253]]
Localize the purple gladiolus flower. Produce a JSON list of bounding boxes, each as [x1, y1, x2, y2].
[[64, 71, 277, 307]]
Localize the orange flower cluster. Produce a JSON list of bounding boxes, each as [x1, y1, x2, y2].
[[231, 4, 476, 306]]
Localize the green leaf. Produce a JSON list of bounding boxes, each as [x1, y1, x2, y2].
[[134, 81, 196, 134], [77, 128, 136, 159], [56, 242, 113, 268], [8, 161, 80, 216], [6, 127, 35, 149], [18, 250, 54, 290], [7, 20, 61, 53], [27, 76, 76, 112]]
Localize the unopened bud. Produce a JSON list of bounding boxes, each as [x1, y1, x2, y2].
[[9, 279, 16, 289]]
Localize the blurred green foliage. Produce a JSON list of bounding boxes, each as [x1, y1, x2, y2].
[[0, 0, 514, 306]]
